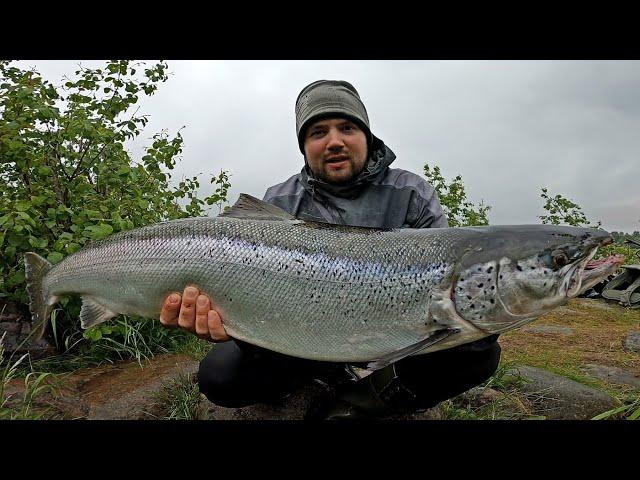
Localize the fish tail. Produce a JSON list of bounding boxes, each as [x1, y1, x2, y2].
[[24, 252, 57, 341]]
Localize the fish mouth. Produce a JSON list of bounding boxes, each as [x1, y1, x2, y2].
[[563, 236, 624, 297], [576, 252, 625, 295]]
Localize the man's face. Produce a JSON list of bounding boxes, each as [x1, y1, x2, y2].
[[303, 117, 368, 184]]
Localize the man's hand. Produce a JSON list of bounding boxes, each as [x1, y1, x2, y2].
[[159, 285, 230, 342]]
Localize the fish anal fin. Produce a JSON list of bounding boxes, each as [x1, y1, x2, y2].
[[219, 193, 301, 222], [80, 296, 118, 329], [366, 328, 460, 371]]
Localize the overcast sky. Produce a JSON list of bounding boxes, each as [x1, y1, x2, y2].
[[16, 60, 640, 233]]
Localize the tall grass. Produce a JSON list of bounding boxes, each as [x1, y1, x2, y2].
[[23, 309, 209, 375], [0, 333, 58, 419], [146, 372, 203, 420], [592, 395, 640, 420]]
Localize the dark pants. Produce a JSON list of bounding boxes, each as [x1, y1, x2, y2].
[[198, 335, 501, 411]]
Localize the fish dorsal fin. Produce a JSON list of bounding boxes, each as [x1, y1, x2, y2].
[[80, 296, 118, 329], [219, 194, 301, 222]]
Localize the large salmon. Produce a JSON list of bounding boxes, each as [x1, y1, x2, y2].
[[24, 194, 622, 370]]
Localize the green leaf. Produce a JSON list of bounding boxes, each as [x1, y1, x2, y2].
[[66, 242, 81, 254], [15, 211, 36, 226], [5, 246, 16, 260], [28, 236, 48, 249], [7, 231, 24, 246], [84, 210, 102, 220], [83, 223, 113, 240], [6, 270, 25, 288], [47, 251, 64, 263], [83, 328, 102, 342], [15, 200, 31, 212], [30, 195, 48, 206]]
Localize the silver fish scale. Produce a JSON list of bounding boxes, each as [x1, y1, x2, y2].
[[43, 217, 478, 361]]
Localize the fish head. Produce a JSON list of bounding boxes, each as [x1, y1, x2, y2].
[[450, 225, 623, 334]]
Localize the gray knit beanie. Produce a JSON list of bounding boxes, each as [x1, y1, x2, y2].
[[295, 80, 372, 154]]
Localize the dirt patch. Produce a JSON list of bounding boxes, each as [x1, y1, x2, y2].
[[4, 354, 199, 419]]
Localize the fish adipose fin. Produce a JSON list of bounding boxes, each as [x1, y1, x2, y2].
[[80, 296, 118, 329], [365, 328, 461, 371], [24, 252, 58, 341], [219, 193, 301, 222]]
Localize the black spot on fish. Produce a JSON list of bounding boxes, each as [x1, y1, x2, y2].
[[491, 286, 495, 290], [531, 266, 536, 270], [516, 264, 523, 271], [478, 283, 484, 288], [490, 299, 495, 304], [470, 304, 475, 309], [487, 266, 493, 273], [467, 295, 472, 300]]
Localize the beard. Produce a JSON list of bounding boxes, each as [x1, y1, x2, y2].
[[313, 159, 366, 185]]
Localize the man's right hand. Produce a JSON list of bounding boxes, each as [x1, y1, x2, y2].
[[159, 285, 230, 342]]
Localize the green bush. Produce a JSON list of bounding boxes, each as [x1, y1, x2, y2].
[[423, 163, 491, 227], [0, 60, 230, 362]]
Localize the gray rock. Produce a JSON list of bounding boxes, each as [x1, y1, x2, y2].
[[510, 365, 621, 420], [584, 364, 640, 388], [455, 386, 531, 418], [522, 325, 575, 336], [623, 331, 640, 353]]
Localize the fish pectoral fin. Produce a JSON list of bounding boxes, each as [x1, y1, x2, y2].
[[219, 193, 301, 222], [365, 328, 461, 371], [80, 296, 118, 329]]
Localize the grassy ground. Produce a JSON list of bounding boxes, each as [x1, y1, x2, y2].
[[1, 314, 211, 419], [3, 298, 639, 420], [440, 298, 640, 419], [500, 299, 640, 397]]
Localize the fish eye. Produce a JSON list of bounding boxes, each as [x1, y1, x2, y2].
[[552, 251, 569, 268]]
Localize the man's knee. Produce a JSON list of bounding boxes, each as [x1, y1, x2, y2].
[[393, 336, 502, 409], [197, 340, 312, 408], [473, 338, 502, 384], [197, 341, 257, 408]]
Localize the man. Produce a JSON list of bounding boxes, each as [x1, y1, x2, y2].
[[159, 80, 501, 418]]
